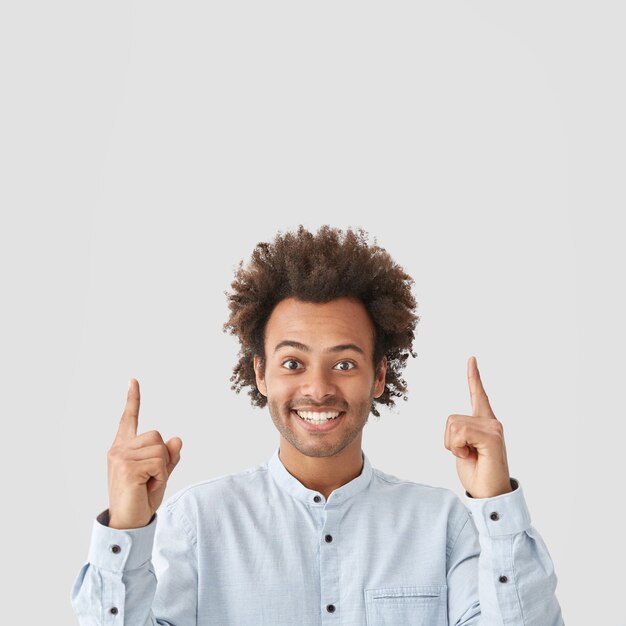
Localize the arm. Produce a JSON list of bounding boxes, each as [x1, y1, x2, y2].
[[447, 479, 564, 625], [444, 357, 564, 624], [71, 378, 190, 624], [70, 502, 198, 625]]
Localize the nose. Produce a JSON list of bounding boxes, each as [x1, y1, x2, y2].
[[299, 364, 338, 401]]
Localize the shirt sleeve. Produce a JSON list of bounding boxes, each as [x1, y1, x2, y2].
[[447, 478, 564, 626], [70, 503, 198, 625]]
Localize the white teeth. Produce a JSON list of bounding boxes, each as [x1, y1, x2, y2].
[[296, 410, 341, 421]]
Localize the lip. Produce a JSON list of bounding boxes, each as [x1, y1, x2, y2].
[[291, 410, 345, 432], [292, 407, 345, 412]]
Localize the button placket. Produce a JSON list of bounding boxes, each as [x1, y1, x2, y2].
[[320, 508, 340, 622]]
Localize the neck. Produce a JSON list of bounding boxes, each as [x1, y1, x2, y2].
[[277, 436, 364, 500]]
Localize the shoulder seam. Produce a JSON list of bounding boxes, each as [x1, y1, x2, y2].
[[447, 511, 473, 561], [372, 469, 441, 491], [165, 498, 198, 548]]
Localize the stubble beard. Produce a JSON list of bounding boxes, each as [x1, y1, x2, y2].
[[266, 392, 375, 459]]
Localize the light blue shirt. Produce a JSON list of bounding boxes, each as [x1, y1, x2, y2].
[[71, 447, 564, 625]]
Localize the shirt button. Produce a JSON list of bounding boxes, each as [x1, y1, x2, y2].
[[490, 512, 500, 521], [110, 607, 119, 614], [499, 575, 508, 583], [325, 534, 333, 543], [314, 495, 322, 503], [110, 544, 121, 554], [326, 604, 336, 613]]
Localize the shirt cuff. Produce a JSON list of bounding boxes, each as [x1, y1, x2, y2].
[[462, 478, 532, 537], [87, 508, 158, 572]]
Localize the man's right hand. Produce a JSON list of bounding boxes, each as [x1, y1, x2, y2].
[[106, 378, 183, 530]]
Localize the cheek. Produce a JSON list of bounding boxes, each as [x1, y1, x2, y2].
[[263, 372, 294, 397], [265, 370, 372, 398]]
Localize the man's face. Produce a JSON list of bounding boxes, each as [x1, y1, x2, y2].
[[253, 296, 387, 459]]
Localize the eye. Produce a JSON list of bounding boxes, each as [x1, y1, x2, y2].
[[281, 359, 302, 370], [334, 361, 355, 371]]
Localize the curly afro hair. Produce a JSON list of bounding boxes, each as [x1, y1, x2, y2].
[[222, 224, 419, 418]]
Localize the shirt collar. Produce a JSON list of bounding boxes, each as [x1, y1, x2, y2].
[[268, 445, 373, 506]]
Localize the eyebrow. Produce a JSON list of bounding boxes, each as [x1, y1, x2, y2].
[[273, 340, 365, 356]]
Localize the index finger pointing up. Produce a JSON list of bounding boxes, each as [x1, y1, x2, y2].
[[115, 378, 141, 442], [468, 356, 495, 418]]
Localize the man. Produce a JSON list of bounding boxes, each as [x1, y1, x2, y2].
[[71, 225, 564, 625]]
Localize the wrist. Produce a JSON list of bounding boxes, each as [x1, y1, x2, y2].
[[466, 478, 515, 499]]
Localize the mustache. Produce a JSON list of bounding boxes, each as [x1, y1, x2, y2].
[[289, 401, 347, 411]]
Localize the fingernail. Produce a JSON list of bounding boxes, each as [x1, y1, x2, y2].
[[128, 379, 132, 391]]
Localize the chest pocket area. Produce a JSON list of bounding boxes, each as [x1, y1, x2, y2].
[[364, 584, 447, 626]]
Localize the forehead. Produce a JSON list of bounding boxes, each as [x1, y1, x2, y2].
[[264, 297, 375, 353]]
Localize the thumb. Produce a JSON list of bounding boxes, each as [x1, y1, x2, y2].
[[165, 437, 183, 473], [455, 445, 471, 459]]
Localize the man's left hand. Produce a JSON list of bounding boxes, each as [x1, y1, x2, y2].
[[444, 356, 513, 499]]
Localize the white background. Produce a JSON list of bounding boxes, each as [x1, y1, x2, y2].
[[2, 2, 624, 624]]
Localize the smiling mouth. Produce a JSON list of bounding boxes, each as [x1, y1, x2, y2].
[[291, 410, 345, 424]]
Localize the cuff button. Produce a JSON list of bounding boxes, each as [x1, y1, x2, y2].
[[111, 544, 121, 554]]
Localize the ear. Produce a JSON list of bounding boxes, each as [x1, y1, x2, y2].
[[373, 355, 387, 398], [253, 354, 267, 397]]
